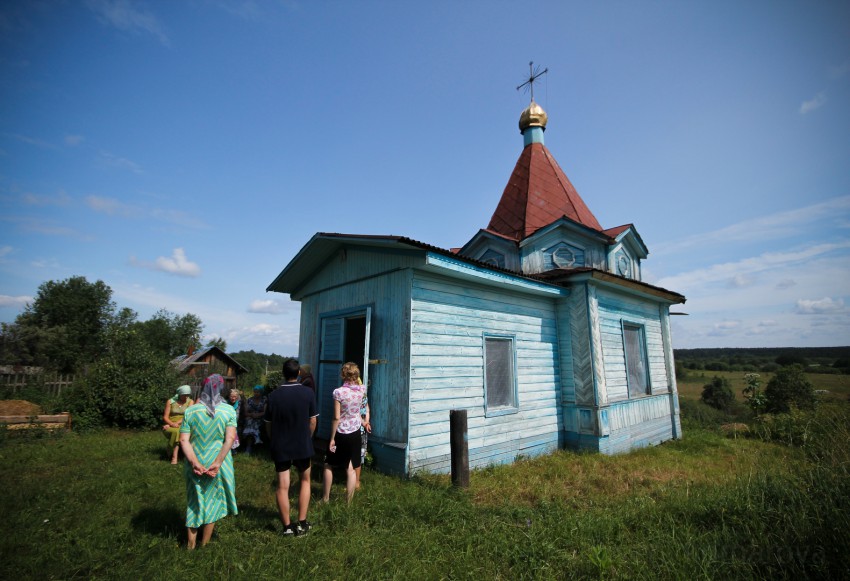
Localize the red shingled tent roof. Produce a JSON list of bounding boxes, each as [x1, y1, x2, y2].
[[487, 142, 602, 240]]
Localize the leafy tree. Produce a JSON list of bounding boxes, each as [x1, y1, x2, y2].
[[3, 276, 115, 372], [135, 309, 203, 358], [764, 365, 816, 413], [206, 337, 227, 352], [700, 376, 735, 410]]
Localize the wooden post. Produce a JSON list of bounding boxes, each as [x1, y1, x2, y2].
[[450, 409, 469, 488]]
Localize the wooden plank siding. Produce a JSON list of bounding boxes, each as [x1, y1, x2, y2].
[[595, 287, 670, 402], [285, 241, 682, 474], [598, 396, 676, 454], [294, 245, 421, 300], [590, 285, 676, 452], [296, 249, 418, 475], [407, 272, 562, 474]]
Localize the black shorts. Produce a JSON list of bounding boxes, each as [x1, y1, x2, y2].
[[275, 458, 311, 472], [325, 430, 361, 469]]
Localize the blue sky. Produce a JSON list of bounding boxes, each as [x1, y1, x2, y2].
[[1, 0, 848, 355]]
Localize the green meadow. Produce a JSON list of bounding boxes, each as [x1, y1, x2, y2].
[[2, 375, 848, 580]]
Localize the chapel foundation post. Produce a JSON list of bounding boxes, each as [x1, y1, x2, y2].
[[450, 409, 469, 487]]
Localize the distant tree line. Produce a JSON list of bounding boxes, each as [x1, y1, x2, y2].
[[675, 346, 850, 375]]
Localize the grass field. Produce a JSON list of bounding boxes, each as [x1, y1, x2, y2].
[[676, 370, 850, 403], [2, 382, 848, 579]]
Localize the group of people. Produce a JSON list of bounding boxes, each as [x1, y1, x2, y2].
[[162, 359, 370, 547]]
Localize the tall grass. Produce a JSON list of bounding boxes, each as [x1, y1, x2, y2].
[[2, 404, 848, 579]]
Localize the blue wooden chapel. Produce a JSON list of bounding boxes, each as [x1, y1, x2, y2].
[[267, 99, 686, 476]]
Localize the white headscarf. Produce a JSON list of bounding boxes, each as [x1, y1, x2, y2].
[[199, 374, 225, 417]]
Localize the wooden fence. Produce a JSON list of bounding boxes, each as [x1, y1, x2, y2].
[[0, 366, 75, 397]]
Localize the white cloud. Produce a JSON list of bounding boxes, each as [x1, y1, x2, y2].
[[64, 134, 84, 146], [86, 195, 142, 217], [110, 281, 301, 355], [2, 216, 92, 240], [795, 297, 846, 315], [653, 196, 850, 257], [775, 279, 796, 290], [220, 323, 300, 355], [129, 248, 201, 277], [0, 295, 32, 309], [96, 151, 144, 174], [2, 132, 55, 149], [31, 258, 60, 268], [87, 0, 169, 46], [23, 189, 72, 207], [0, 246, 12, 259], [247, 299, 291, 314], [149, 208, 210, 230], [154, 248, 201, 277], [86, 195, 210, 229], [726, 273, 754, 288], [657, 241, 850, 292], [800, 92, 826, 114]]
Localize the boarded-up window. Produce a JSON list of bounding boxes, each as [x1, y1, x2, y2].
[[485, 336, 516, 411], [624, 324, 649, 397]]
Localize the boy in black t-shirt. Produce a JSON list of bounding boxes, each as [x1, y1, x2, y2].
[[264, 358, 318, 535]]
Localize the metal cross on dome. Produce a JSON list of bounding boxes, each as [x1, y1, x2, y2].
[[516, 61, 548, 102]]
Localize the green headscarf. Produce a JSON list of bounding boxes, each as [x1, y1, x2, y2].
[[170, 384, 192, 403]]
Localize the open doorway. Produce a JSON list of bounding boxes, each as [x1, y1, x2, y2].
[[316, 308, 371, 438], [343, 316, 366, 374]]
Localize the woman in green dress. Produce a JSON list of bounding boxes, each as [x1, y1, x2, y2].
[[179, 374, 238, 549], [162, 385, 194, 464]]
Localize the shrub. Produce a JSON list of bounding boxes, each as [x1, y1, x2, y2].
[[742, 373, 767, 416], [679, 398, 729, 429], [751, 408, 815, 447], [701, 375, 735, 410], [63, 329, 180, 429], [764, 365, 816, 413], [264, 370, 283, 395]]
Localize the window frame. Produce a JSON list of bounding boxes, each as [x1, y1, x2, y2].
[[483, 334, 519, 417], [621, 321, 651, 398]]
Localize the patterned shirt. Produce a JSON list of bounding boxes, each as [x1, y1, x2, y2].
[[333, 382, 364, 435]]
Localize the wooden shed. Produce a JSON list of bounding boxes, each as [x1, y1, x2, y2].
[[171, 346, 247, 397], [267, 101, 686, 476]]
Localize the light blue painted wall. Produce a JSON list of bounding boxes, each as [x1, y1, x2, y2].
[[290, 243, 682, 474], [297, 248, 417, 475], [460, 234, 521, 272], [591, 285, 677, 452], [408, 271, 562, 474], [520, 225, 607, 274], [295, 245, 421, 300], [596, 287, 670, 402]]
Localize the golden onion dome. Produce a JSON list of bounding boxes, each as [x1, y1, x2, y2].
[[519, 101, 548, 132]]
